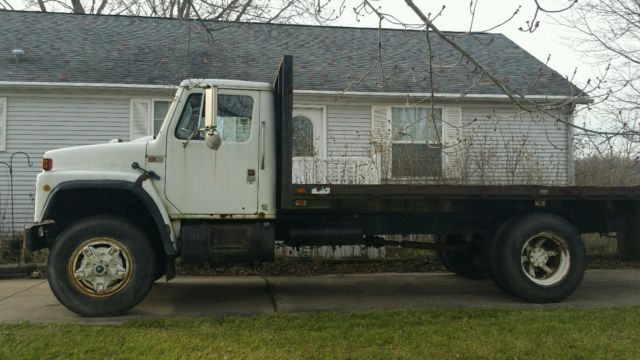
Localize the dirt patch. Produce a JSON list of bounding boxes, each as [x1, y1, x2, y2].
[[177, 254, 640, 277], [178, 256, 447, 277]]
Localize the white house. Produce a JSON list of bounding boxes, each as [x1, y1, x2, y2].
[[0, 10, 587, 242]]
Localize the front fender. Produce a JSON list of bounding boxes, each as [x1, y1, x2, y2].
[[33, 171, 176, 255], [34, 170, 140, 222]]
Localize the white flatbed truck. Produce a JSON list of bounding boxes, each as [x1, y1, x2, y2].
[[25, 56, 640, 316]]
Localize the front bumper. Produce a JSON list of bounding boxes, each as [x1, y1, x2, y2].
[[24, 222, 55, 252]]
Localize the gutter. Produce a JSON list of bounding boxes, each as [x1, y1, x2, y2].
[[295, 89, 594, 104], [0, 81, 593, 104], [0, 81, 176, 91]]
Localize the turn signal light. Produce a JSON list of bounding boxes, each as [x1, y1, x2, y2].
[[42, 158, 53, 171]]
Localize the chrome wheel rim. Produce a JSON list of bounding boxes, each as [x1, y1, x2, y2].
[[520, 232, 570, 286], [68, 238, 133, 297]]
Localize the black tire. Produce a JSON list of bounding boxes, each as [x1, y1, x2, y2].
[[47, 215, 157, 317], [486, 217, 518, 296], [436, 236, 489, 280], [491, 213, 586, 303]]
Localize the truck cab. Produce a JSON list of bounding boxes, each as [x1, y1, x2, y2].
[[152, 80, 277, 219], [27, 78, 281, 316]]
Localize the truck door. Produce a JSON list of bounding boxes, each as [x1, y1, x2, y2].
[[164, 89, 260, 215]]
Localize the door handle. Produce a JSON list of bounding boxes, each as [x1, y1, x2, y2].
[[260, 121, 266, 170]]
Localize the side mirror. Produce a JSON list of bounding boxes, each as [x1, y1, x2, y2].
[[204, 86, 221, 150], [205, 128, 222, 150]]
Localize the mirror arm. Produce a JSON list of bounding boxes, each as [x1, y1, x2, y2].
[[261, 121, 266, 169], [204, 87, 217, 129], [182, 127, 205, 148], [204, 86, 221, 150]]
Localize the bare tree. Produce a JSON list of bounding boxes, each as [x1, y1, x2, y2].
[[562, 1, 640, 111], [16, 0, 638, 186], [0, 0, 14, 10], [22, 0, 344, 23], [350, 1, 640, 143], [340, 0, 640, 185], [556, 0, 640, 160]]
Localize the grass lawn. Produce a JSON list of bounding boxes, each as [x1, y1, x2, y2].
[[1, 307, 640, 359]]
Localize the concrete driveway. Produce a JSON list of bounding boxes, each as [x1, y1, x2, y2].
[[1, 269, 640, 324]]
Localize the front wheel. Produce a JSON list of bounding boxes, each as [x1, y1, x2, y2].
[[491, 213, 586, 303], [47, 215, 157, 317]]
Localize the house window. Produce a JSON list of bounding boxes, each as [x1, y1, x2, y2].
[[391, 107, 443, 178], [293, 115, 314, 157], [153, 100, 171, 136]]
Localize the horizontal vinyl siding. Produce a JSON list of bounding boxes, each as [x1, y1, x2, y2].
[[456, 106, 569, 185], [326, 105, 371, 157], [0, 95, 131, 235], [300, 99, 572, 187]]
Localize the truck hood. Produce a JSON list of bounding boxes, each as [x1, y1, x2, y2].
[[44, 141, 148, 172], [131, 135, 154, 142]]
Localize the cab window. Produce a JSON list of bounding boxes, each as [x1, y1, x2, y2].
[[175, 93, 254, 142], [175, 94, 204, 140]]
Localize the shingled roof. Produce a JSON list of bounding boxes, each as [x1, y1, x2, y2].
[[0, 10, 583, 97]]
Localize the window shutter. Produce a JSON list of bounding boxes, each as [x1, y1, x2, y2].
[[442, 107, 463, 178], [371, 106, 391, 150], [443, 107, 462, 145], [0, 97, 6, 152], [371, 106, 391, 179], [130, 99, 151, 140]]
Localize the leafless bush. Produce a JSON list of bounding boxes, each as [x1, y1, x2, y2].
[[294, 128, 569, 187], [575, 155, 640, 187]]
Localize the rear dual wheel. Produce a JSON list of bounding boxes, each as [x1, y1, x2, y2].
[[490, 213, 586, 303], [435, 236, 488, 280], [48, 216, 156, 317]]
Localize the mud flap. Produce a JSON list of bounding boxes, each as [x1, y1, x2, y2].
[[617, 202, 640, 260]]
